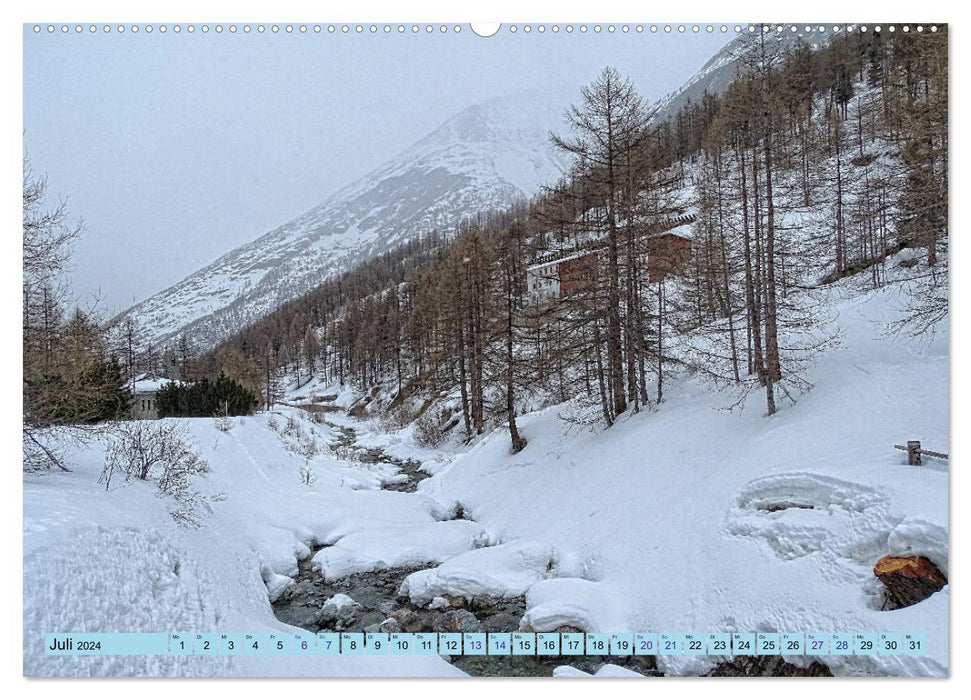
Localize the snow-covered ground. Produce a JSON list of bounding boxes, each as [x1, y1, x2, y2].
[[421, 279, 949, 677], [23, 277, 947, 677], [23, 412, 463, 677]]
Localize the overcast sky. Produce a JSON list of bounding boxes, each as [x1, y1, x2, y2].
[[23, 24, 732, 314]]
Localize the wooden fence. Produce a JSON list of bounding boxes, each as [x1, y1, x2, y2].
[[894, 440, 949, 466]]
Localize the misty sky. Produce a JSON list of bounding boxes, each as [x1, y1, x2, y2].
[[23, 24, 732, 313]]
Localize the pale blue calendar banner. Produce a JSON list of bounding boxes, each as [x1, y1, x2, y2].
[[44, 631, 929, 656], [45, 633, 169, 655]]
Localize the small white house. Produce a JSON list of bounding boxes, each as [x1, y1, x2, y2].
[[526, 250, 600, 301], [526, 257, 560, 300], [131, 374, 181, 420]]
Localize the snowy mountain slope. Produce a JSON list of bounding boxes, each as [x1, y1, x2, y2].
[[649, 28, 828, 124], [120, 88, 575, 351]]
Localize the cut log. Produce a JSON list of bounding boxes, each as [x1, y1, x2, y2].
[[763, 502, 814, 513], [874, 555, 947, 610]]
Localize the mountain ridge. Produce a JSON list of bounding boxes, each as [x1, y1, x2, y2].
[[120, 34, 819, 352], [119, 85, 585, 351]]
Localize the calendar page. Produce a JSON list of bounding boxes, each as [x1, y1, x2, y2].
[[20, 15, 949, 681]]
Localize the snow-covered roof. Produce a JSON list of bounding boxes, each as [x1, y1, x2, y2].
[[527, 250, 597, 272], [649, 223, 694, 241], [133, 374, 185, 394]]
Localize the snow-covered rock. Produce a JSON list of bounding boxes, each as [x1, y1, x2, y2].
[[321, 593, 358, 614], [399, 540, 556, 605], [261, 570, 294, 604], [520, 578, 623, 633], [552, 664, 645, 678], [310, 520, 486, 582]]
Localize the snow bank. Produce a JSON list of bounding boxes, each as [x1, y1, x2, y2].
[[887, 519, 948, 576], [520, 578, 624, 633], [310, 520, 488, 581], [725, 471, 899, 563], [399, 540, 555, 605], [261, 569, 295, 603]]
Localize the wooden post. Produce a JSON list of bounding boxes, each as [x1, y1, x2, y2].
[[907, 440, 922, 466]]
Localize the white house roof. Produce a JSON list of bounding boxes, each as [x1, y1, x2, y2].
[[648, 223, 693, 241], [528, 250, 598, 272], [133, 374, 184, 393]]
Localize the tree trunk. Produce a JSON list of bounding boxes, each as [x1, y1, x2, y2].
[[593, 317, 613, 428], [874, 555, 947, 610], [763, 131, 782, 387], [656, 280, 664, 404], [749, 145, 768, 386], [505, 278, 526, 453]]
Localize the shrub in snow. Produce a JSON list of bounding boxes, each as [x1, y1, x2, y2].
[[99, 422, 222, 527], [23, 424, 104, 472], [299, 463, 317, 486], [334, 445, 356, 462], [274, 413, 319, 458], [266, 415, 280, 431], [213, 415, 232, 432], [298, 437, 319, 459], [414, 409, 447, 448], [281, 415, 298, 436]]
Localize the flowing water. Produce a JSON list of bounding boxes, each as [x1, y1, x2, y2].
[[271, 408, 830, 677]]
